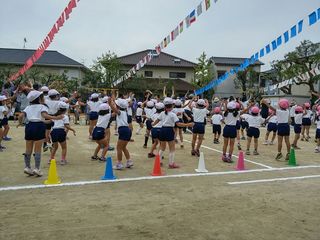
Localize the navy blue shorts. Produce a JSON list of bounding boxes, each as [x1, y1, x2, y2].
[[236, 120, 241, 130], [51, 128, 67, 143], [92, 127, 105, 141], [241, 120, 249, 130], [118, 126, 132, 141], [193, 122, 205, 134], [25, 122, 46, 141], [175, 119, 184, 129], [45, 121, 54, 130], [277, 123, 290, 136], [146, 119, 153, 130], [127, 115, 132, 124], [159, 127, 175, 142], [294, 124, 302, 134], [151, 128, 161, 139], [89, 111, 99, 121], [223, 125, 237, 139], [136, 116, 142, 124], [267, 122, 277, 132], [302, 118, 311, 126], [247, 127, 260, 138], [1, 117, 8, 126], [316, 129, 320, 139], [212, 124, 221, 134]]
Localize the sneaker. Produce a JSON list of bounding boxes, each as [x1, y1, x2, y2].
[[3, 136, 11, 141], [285, 153, 290, 161], [253, 150, 259, 155], [275, 152, 283, 160], [24, 167, 34, 176], [168, 162, 180, 169], [237, 143, 242, 150], [293, 145, 301, 150], [314, 148, 320, 153], [305, 138, 309, 142], [263, 141, 269, 145], [126, 160, 134, 168], [108, 146, 115, 151], [222, 155, 228, 162], [246, 150, 251, 155], [60, 159, 67, 165], [143, 144, 147, 149], [0, 145, 6, 149], [216, 140, 220, 144], [191, 150, 196, 156], [301, 138, 305, 141], [114, 162, 124, 170], [269, 141, 274, 145], [241, 136, 246, 140], [195, 149, 200, 157], [226, 154, 233, 163], [148, 153, 155, 158], [91, 156, 99, 161], [43, 145, 49, 152], [99, 157, 106, 162], [32, 168, 43, 177]]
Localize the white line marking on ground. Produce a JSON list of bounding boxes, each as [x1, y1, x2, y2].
[[227, 174, 320, 185], [184, 140, 273, 169], [1, 165, 320, 192]]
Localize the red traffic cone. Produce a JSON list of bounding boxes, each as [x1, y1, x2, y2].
[[236, 151, 245, 171], [151, 154, 164, 176]]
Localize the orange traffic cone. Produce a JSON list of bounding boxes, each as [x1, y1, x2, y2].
[[151, 154, 164, 176], [236, 151, 245, 171]]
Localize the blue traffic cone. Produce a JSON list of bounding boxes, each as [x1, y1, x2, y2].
[[101, 156, 117, 180]]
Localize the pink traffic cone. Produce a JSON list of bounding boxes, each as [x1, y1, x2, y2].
[[236, 151, 245, 171]]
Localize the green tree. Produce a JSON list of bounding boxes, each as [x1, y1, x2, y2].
[[234, 67, 260, 98]]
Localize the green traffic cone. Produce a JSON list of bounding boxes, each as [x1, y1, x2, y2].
[[288, 147, 297, 166]]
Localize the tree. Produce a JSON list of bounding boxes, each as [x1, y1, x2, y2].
[[234, 66, 260, 99]]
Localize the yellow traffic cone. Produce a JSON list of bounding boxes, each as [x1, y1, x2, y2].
[[44, 159, 61, 185]]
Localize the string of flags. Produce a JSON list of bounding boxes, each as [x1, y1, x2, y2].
[[9, 0, 80, 81], [194, 7, 320, 95], [112, 0, 219, 87]]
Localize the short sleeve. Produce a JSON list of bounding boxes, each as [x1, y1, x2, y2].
[[157, 112, 164, 121], [172, 113, 179, 123], [41, 105, 48, 113], [63, 115, 70, 125]]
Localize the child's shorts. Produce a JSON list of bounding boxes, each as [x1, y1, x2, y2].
[[45, 121, 54, 130], [277, 123, 290, 136], [236, 120, 241, 130], [267, 122, 277, 132], [247, 127, 260, 138], [302, 118, 311, 126], [159, 127, 175, 142], [175, 119, 184, 129], [25, 122, 46, 141], [118, 126, 132, 141], [192, 122, 205, 134], [294, 124, 302, 134], [127, 115, 132, 124], [316, 129, 320, 139], [136, 116, 142, 124], [92, 127, 105, 141], [223, 125, 237, 139], [146, 119, 153, 130], [212, 124, 221, 135], [241, 120, 249, 130], [51, 128, 67, 143], [1, 117, 8, 126], [151, 128, 161, 139], [89, 111, 99, 121]]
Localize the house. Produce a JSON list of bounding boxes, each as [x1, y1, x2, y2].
[[0, 48, 87, 81], [209, 57, 264, 98], [116, 49, 197, 96]]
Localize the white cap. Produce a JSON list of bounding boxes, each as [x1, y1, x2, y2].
[[146, 100, 154, 107], [115, 98, 128, 109], [151, 99, 157, 104], [163, 97, 173, 105], [137, 101, 142, 106], [227, 101, 236, 110], [27, 90, 42, 102], [99, 103, 110, 111], [174, 99, 182, 106], [155, 102, 165, 109], [48, 89, 59, 96], [197, 99, 205, 106], [60, 97, 68, 102], [91, 93, 99, 99], [40, 86, 49, 92], [58, 101, 68, 109], [101, 96, 109, 103], [0, 95, 7, 101]]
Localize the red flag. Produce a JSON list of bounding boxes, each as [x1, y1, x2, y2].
[[56, 13, 65, 30]]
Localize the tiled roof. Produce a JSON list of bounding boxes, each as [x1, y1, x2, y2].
[[0, 48, 85, 68], [118, 50, 197, 68], [210, 56, 264, 66]]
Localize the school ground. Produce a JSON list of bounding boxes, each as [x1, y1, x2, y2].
[[1, 122, 320, 240]]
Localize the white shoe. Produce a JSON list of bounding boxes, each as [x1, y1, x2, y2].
[[263, 141, 269, 145], [24, 167, 34, 176], [32, 168, 43, 177], [315, 148, 320, 153], [269, 141, 274, 145]]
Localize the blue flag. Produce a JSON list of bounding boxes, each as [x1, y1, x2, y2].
[[259, 48, 265, 58], [284, 31, 289, 43], [318, 8, 320, 20], [309, 11, 317, 25], [276, 36, 282, 47], [298, 20, 303, 33], [271, 40, 277, 50], [266, 44, 271, 54], [290, 25, 297, 38]]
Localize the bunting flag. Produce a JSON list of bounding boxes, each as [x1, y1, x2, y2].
[[205, 0, 211, 10], [171, 26, 179, 41], [179, 21, 184, 33], [9, 0, 80, 81], [197, 3, 203, 17]]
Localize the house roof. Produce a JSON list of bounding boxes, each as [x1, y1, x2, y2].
[[118, 49, 197, 68], [210, 56, 264, 66], [0, 48, 86, 68]]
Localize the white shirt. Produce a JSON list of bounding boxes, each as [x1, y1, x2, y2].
[[224, 112, 239, 126], [294, 113, 303, 125], [184, 100, 191, 111], [303, 110, 312, 119], [0, 106, 6, 119], [268, 115, 278, 123], [289, 105, 296, 117], [45, 99, 60, 115], [243, 115, 264, 128], [173, 108, 184, 119], [52, 115, 70, 129], [157, 111, 179, 127], [87, 101, 101, 112], [276, 109, 289, 124], [211, 114, 223, 125], [23, 104, 48, 122], [317, 118, 320, 129], [116, 110, 128, 128], [145, 107, 156, 119], [127, 106, 133, 116], [136, 107, 143, 117], [192, 108, 209, 123], [96, 113, 112, 129], [152, 113, 163, 128]]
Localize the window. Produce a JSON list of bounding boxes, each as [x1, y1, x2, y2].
[[217, 70, 226, 78], [169, 72, 186, 78], [144, 71, 153, 78]]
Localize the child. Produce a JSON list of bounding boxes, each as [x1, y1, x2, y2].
[[172, 99, 189, 148], [152, 97, 192, 168], [135, 102, 144, 135], [0, 95, 8, 150], [18, 90, 63, 176], [241, 106, 265, 155], [315, 107, 320, 153], [143, 100, 156, 148], [264, 109, 277, 145], [50, 102, 76, 165], [87, 93, 101, 139], [235, 102, 242, 150], [108, 96, 133, 170], [189, 98, 209, 156], [263, 99, 291, 160], [211, 107, 224, 144], [127, 97, 134, 141], [301, 102, 312, 141], [291, 106, 304, 149], [148, 102, 164, 158], [91, 103, 112, 162], [1, 97, 11, 141]]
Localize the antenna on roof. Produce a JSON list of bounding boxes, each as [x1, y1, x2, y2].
[[23, 38, 27, 49]]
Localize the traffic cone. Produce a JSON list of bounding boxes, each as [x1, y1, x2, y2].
[[101, 156, 117, 180], [288, 147, 297, 166], [195, 152, 208, 173], [151, 154, 164, 176], [44, 159, 61, 185], [236, 151, 245, 171]]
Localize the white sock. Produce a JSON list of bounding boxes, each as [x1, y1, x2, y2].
[[159, 150, 164, 160], [169, 152, 175, 164]]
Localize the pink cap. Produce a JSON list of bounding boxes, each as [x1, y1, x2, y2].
[[235, 102, 241, 109], [251, 106, 260, 114], [295, 106, 303, 113], [304, 102, 311, 108], [278, 99, 289, 109], [214, 107, 221, 114]]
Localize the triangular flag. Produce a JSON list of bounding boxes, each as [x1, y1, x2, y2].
[[309, 12, 317, 25], [298, 20, 303, 33], [276, 36, 282, 47], [290, 25, 297, 38], [205, 0, 211, 10], [197, 3, 203, 16], [179, 21, 184, 33], [284, 31, 289, 43], [189, 10, 196, 25]]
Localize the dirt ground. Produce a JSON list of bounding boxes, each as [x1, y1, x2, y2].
[[1, 121, 320, 240]]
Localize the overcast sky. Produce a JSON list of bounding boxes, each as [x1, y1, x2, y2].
[[0, 0, 319, 71]]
